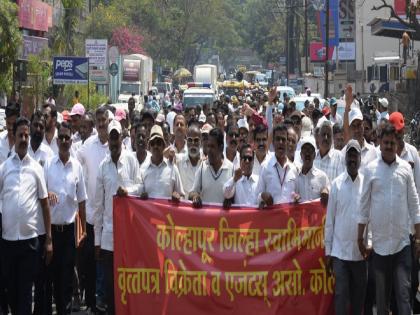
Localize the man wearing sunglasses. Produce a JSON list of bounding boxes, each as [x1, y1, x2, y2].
[[223, 144, 258, 206], [43, 121, 87, 315], [176, 125, 202, 196]]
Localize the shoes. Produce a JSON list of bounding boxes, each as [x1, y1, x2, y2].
[[96, 300, 106, 313]]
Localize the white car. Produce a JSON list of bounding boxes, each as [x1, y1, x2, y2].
[[276, 86, 296, 102]]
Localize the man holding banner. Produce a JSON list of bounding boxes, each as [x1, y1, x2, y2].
[[94, 120, 141, 315]]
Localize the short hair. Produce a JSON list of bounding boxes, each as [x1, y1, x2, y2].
[[363, 114, 373, 129], [319, 121, 333, 131], [58, 121, 72, 132], [332, 123, 343, 135], [83, 112, 95, 127], [174, 114, 186, 124], [209, 128, 224, 152], [13, 117, 30, 135], [379, 122, 397, 139], [272, 123, 288, 138], [188, 119, 200, 129], [5, 102, 20, 118], [253, 124, 268, 139], [30, 110, 45, 125], [128, 97, 135, 104], [43, 103, 57, 118], [95, 106, 109, 118], [239, 144, 252, 158], [226, 123, 239, 135]]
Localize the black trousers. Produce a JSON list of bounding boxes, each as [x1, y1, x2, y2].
[[50, 224, 76, 315], [0, 214, 9, 315], [332, 258, 368, 315], [1, 237, 40, 315], [102, 249, 114, 315], [373, 245, 412, 315], [33, 235, 52, 315], [78, 223, 96, 309]]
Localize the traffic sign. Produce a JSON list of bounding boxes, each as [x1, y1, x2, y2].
[[109, 63, 118, 76]]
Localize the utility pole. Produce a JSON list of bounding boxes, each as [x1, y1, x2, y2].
[[324, 0, 330, 98], [305, 0, 308, 73]]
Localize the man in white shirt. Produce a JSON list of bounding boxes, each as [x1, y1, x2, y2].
[[0, 117, 52, 315], [287, 126, 301, 168], [224, 124, 240, 168], [329, 98, 343, 126], [325, 139, 367, 315], [0, 102, 19, 163], [44, 121, 87, 315], [134, 123, 151, 173], [223, 144, 258, 206], [256, 124, 299, 208], [190, 128, 234, 206], [252, 124, 272, 176], [176, 125, 202, 196], [375, 97, 389, 126], [172, 114, 187, 154], [358, 123, 420, 315], [29, 110, 54, 166], [314, 121, 344, 182], [69, 103, 86, 143], [76, 106, 109, 312], [94, 120, 140, 315], [295, 137, 329, 204], [42, 103, 59, 154], [139, 125, 184, 200]]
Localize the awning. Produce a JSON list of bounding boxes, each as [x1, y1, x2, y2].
[[367, 17, 419, 40]]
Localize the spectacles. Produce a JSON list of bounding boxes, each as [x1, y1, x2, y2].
[[241, 155, 254, 162], [187, 137, 200, 144], [58, 135, 71, 141]]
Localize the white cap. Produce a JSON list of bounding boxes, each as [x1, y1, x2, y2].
[[379, 98, 389, 108], [237, 118, 249, 131], [107, 110, 115, 120], [155, 113, 165, 123], [57, 112, 63, 124], [199, 113, 206, 123], [108, 119, 122, 135], [349, 108, 363, 126], [316, 116, 332, 129], [300, 136, 316, 150], [301, 116, 313, 138]]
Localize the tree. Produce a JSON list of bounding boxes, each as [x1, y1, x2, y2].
[[26, 49, 52, 109], [110, 27, 146, 54], [0, 0, 22, 96]]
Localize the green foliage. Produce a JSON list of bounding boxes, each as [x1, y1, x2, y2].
[[26, 48, 52, 107], [0, 0, 22, 95], [63, 83, 108, 111]]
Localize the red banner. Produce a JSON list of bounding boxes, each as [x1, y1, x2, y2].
[[310, 42, 334, 62], [114, 197, 334, 315], [18, 0, 52, 32]]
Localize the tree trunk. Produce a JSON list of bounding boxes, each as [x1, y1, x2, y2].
[[416, 51, 420, 111]]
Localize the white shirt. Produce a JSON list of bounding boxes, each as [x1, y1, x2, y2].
[[133, 150, 151, 174], [400, 141, 420, 196], [0, 152, 48, 240], [43, 128, 59, 155], [28, 142, 54, 167], [0, 131, 13, 164], [166, 110, 177, 134], [325, 172, 364, 261], [76, 135, 109, 225], [44, 155, 87, 225], [252, 151, 273, 176], [376, 110, 389, 126], [173, 141, 187, 155], [224, 147, 240, 169], [223, 174, 259, 206], [191, 159, 235, 204], [314, 148, 344, 182], [296, 166, 330, 202], [94, 150, 140, 251], [255, 155, 299, 204], [359, 156, 420, 255], [330, 113, 343, 126], [176, 153, 201, 196], [140, 158, 185, 198]]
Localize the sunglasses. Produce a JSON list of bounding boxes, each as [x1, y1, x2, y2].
[[241, 155, 254, 162], [58, 135, 71, 141]]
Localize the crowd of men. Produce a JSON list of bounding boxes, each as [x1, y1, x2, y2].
[[0, 84, 419, 315]]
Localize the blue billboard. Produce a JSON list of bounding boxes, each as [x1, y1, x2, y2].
[[318, 0, 340, 47], [53, 56, 89, 85]]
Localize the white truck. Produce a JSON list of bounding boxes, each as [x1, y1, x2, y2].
[[183, 83, 216, 109], [193, 64, 218, 94], [118, 54, 153, 107]]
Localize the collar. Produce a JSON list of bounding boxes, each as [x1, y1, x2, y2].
[[299, 165, 317, 176], [11, 151, 30, 163], [207, 158, 231, 170], [239, 173, 258, 183], [343, 171, 362, 183], [316, 147, 334, 159], [54, 154, 72, 166], [268, 154, 291, 169], [150, 157, 169, 168], [380, 154, 401, 167]]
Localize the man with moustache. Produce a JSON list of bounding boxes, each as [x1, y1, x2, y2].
[[0, 117, 52, 315], [223, 144, 259, 206], [69, 103, 85, 143], [287, 126, 300, 168], [314, 121, 344, 182], [358, 123, 420, 315], [256, 124, 299, 208], [76, 106, 110, 313], [190, 128, 234, 206], [224, 124, 240, 169], [252, 124, 272, 176], [176, 125, 202, 195], [0, 102, 19, 163], [325, 140, 367, 315], [139, 125, 184, 200], [294, 137, 329, 204], [42, 103, 59, 154], [79, 113, 95, 144], [29, 110, 54, 166], [200, 124, 212, 157], [94, 120, 140, 315], [134, 124, 151, 173], [43, 122, 87, 315], [172, 114, 188, 154]]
